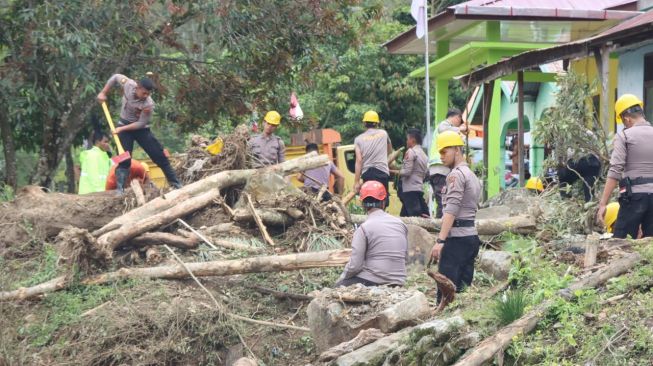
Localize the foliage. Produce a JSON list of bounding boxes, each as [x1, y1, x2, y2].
[[534, 72, 611, 171], [0, 183, 14, 202], [0, 0, 373, 187], [493, 289, 528, 325]]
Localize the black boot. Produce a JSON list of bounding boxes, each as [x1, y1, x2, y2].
[[115, 167, 129, 195], [160, 161, 182, 189]]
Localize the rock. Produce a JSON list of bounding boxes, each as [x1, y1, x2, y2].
[[318, 328, 386, 362], [406, 225, 436, 267], [453, 331, 481, 350], [377, 291, 430, 333], [478, 250, 513, 280], [382, 344, 409, 366], [409, 316, 466, 344], [232, 357, 257, 366], [413, 335, 436, 357], [308, 286, 429, 352], [334, 327, 412, 366], [421, 347, 444, 366]]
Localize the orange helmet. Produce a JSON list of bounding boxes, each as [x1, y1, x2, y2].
[[360, 181, 387, 202]]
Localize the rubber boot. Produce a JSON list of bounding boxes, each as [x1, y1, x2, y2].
[[115, 167, 129, 195]]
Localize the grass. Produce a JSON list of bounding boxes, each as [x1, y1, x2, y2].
[[493, 290, 528, 325]]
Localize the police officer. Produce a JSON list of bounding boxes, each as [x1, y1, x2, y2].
[[336, 181, 408, 287], [354, 110, 393, 207], [427, 108, 467, 218], [97, 74, 182, 192], [430, 131, 481, 298], [597, 94, 653, 238], [399, 128, 429, 217], [248, 111, 285, 168]]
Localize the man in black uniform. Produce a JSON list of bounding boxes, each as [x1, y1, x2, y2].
[[97, 74, 182, 192]]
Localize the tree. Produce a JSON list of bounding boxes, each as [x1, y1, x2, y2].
[[0, 0, 371, 188]]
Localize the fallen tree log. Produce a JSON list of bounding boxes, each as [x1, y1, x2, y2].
[[128, 232, 201, 250], [98, 153, 328, 233], [452, 252, 642, 366], [350, 214, 537, 235], [0, 249, 351, 301], [232, 208, 293, 227]]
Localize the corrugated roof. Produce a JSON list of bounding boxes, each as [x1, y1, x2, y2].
[[458, 0, 634, 10], [598, 7, 653, 35]]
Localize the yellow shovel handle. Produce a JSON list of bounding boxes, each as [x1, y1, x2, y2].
[[101, 102, 125, 155]]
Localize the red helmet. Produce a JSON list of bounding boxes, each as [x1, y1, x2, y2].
[[360, 180, 387, 201]]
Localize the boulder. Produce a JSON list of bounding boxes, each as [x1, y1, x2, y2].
[[478, 250, 513, 280], [408, 316, 466, 344], [334, 327, 412, 366], [406, 224, 436, 267], [377, 291, 430, 332], [475, 205, 511, 220]]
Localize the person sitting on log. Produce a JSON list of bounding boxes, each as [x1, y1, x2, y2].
[[297, 143, 345, 202], [336, 181, 408, 287]]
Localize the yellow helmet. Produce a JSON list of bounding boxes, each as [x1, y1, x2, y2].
[[362, 110, 380, 123], [615, 94, 643, 124], [436, 131, 464, 152], [264, 110, 282, 126], [525, 177, 544, 192], [604, 202, 619, 233]]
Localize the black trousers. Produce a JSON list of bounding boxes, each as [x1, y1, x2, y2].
[[558, 155, 601, 202], [336, 276, 379, 287], [438, 235, 481, 300], [400, 191, 429, 217], [613, 193, 653, 239], [117, 127, 179, 185], [309, 187, 332, 202], [429, 174, 447, 219], [362, 167, 390, 207]]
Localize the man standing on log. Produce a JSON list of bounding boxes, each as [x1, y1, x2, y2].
[[298, 143, 345, 201], [336, 181, 407, 287], [427, 108, 467, 218], [430, 131, 481, 299], [597, 94, 653, 239], [399, 128, 429, 217], [249, 110, 285, 168], [354, 110, 393, 208], [97, 74, 182, 192]]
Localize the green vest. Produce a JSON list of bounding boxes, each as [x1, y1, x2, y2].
[[78, 146, 111, 194], [428, 122, 444, 167]]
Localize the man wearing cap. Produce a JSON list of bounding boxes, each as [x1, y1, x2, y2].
[[430, 131, 481, 299], [97, 74, 182, 192], [354, 110, 393, 207], [399, 128, 429, 217], [249, 111, 285, 168], [597, 94, 653, 238], [336, 180, 408, 287], [427, 108, 467, 218]]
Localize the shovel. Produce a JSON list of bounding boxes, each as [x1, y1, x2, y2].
[[101, 102, 131, 164]]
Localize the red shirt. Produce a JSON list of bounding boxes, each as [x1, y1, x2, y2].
[[106, 160, 149, 190]]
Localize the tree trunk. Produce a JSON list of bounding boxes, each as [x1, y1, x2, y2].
[[0, 108, 17, 189], [350, 214, 537, 235], [0, 249, 352, 301], [232, 208, 293, 226], [65, 147, 76, 193], [97, 153, 328, 232], [452, 252, 642, 366], [128, 232, 201, 250]]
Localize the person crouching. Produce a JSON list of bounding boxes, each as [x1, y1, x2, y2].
[[336, 181, 408, 287]]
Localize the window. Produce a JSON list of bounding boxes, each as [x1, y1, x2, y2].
[[644, 53, 653, 121]]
